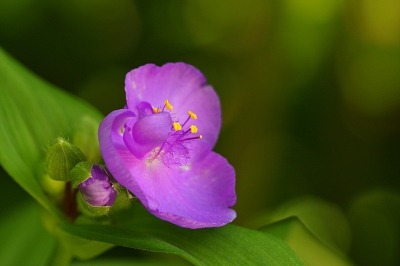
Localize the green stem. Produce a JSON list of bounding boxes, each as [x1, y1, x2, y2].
[[47, 242, 72, 266]]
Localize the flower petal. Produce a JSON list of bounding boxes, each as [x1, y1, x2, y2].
[[131, 112, 171, 145], [110, 109, 136, 148], [125, 63, 207, 111], [127, 151, 236, 229], [136, 101, 154, 117], [125, 63, 221, 151], [177, 85, 221, 152], [99, 109, 149, 204], [124, 112, 172, 159]]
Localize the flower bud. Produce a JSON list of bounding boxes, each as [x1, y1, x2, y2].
[[70, 162, 117, 216], [73, 115, 102, 163], [46, 137, 86, 181]]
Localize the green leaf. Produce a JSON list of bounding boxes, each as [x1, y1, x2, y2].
[[71, 257, 189, 266], [0, 47, 103, 218], [259, 216, 298, 240], [0, 47, 303, 265], [267, 196, 352, 254], [61, 205, 305, 266], [260, 217, 354, 266], [347, 189, 400, 266], [0, 201, 56, 266]]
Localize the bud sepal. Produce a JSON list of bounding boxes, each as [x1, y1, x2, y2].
[[77, 192, 112, 216], [70, 161, 94, 188]]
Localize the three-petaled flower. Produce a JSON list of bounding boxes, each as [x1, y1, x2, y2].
[[99, 63, 236, 228]]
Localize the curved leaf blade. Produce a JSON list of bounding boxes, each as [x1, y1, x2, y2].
[[61, 205, 305, 266], [267, 196, 352, 253], [260, 217, 354, 266], [0, 47, 103, 217], [0, 201, 56, 266]]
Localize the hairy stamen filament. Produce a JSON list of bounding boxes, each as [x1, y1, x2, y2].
[[181, 111, 198, 128], [182, 135, 203, 141], [148, 100, 202, 165]]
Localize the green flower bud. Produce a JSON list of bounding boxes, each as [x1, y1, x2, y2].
[[46, 137, 86, 181], [73, 115, 102, 163]]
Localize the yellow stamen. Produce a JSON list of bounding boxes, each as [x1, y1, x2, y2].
[[153, 107, 161, 113], [173, 122, 182, 131], [165, 99, 173, 110], [199, 135, 203, 139], [188, 111, 197, 120], [190, 125, 198, 134]]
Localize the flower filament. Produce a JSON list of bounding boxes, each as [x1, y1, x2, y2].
[[151, 99, 203, 166]]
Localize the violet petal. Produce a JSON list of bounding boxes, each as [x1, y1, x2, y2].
[[99, 109, 149, 204], [125, 63, 221, 155], [125, 63, 207, 111], [78, 165, 117, 206], [126, 151, 236, 228], [123, 112, 171, 160]]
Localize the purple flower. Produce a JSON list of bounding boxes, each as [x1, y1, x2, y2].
[[78, 164, 117, 206], [98, 63, 236, 228]]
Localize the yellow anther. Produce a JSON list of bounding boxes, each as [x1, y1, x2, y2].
[[188, 111, 197, 120], [173, 122, 182, 131], [199, 135, 203, 139], [190, 125, 198, 134], [153, 107, 161, 113], [165, 99, 173, 110]]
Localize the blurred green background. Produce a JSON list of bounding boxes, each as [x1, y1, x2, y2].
[[1, 0, 400, 265]]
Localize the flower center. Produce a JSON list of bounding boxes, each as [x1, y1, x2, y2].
[[120, 99, 203, 167], [149, 99, 202, 167]]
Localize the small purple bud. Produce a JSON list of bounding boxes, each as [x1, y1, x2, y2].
[[77, 164, 117, 207]]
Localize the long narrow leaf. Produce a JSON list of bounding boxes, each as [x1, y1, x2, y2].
[[62, 205, 305, 266], [0, 47, 103, 218]]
